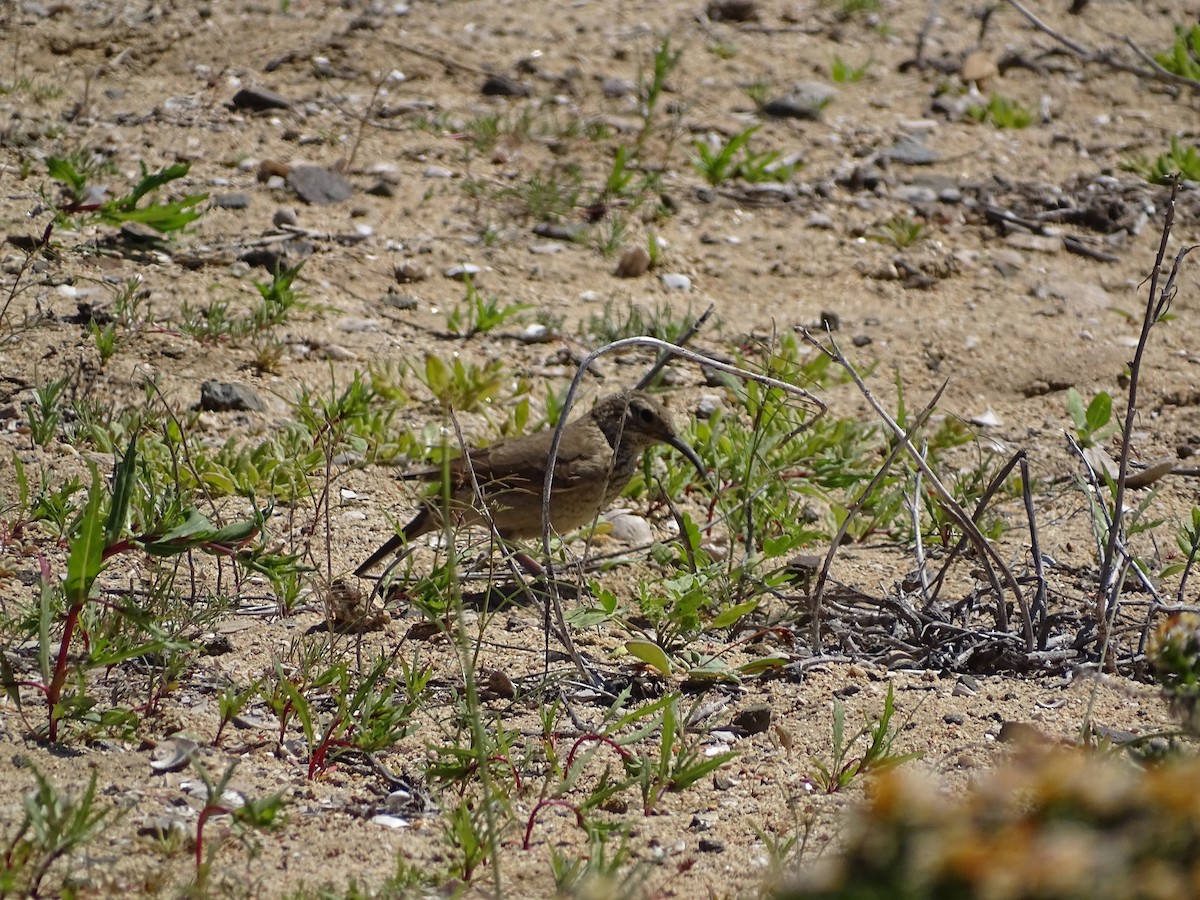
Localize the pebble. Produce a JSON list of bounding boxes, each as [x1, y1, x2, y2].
[[394, 260, 428, 283], [212, 193, 250, 209], [944, 712, 965, 725], [481, 74, 531, 97], [365, 179, 397, 197], [882, 137, 939, 165], [383, 291, 418, 310], [530, 242, 565, 254], [731, 704, 772, 735], [606, 511, 653, 544], [614, 246, 651, 278], [601, 77, 637, 98], [518, 323, 552, 343], [231, 86, 291, 111], [272, 207, 298, 228], [696, 395, 722, 419], [534, 222, 587, 241], [805, 212, 835, 229], [698, 838, 726, 854], [660, 272, 691, 291], [200, 381, 265, 413], [423, 165, 454, 179], [895, 185, 937, 204], [444, 263, 481, 280], [706, 0, 758, 21], [287, 164, 353, 205], [763, 82, 836, 120]]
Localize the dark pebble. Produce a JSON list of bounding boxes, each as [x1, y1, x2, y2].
[[200, 381, 265, 413], [231, 86, 291, 112], [481, 74, 531, 97], [698, 838, 726, 853], [287, 164, 353, 205], [943, 712, 965, 725], [731, 704, 772, 736]]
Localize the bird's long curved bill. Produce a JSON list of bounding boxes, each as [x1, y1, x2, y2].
[[667, 436, 708, 483]]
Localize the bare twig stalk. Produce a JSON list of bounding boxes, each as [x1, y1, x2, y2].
[[1099, 181, 1196, 617], [809, 385, 945, 652], [806, 331, 1034, 650], [1006, 0, 1200, 92]]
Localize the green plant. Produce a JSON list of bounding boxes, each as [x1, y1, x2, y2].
[[692, 126, 797, 185], [743, 78, 772, 112], [46, 157, 206, 233], [830, 54, 873, 83], [191, 757, 286, 884], [1067, 388, 1117, 448], [806, 683, 921, 793], [22, 374, 69, 447], [965, 93, 1034, 129], [445, 275, 530, 337], [1154, 22, 1200, 79], [417, 354, 505, 413], [866, 215, 927, 248], [90, 321, 118, 364], [1121, 136, 1200, 184], [0, 764, 116, 897], [637, 37, 683, 149]]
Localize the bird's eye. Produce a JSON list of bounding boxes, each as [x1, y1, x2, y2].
[[637, 405, 654, 423]]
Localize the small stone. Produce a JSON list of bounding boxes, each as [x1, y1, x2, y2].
[[601, 77, 637, 98], [423, 165, 454, 179], [338, 317, 381, 333], [365, 179, 397, 197], [119, 221, 164, 244], [200, 381, 265, 413], [518, 323, 551, 343], [231, 86, 291, 111], [766, 81, 836, 119], [534, 222, 587, 241], [805, 212, 835, 229], [287, 165, 353, 205], [481, 74, 531, 97], [696, 395, 722, 419], [660, 272, 691, 291], [713, 773, 734, 791], [852, 334, 872, 347], [273, 207, 298, 228], [730, 704, 772, 735], [605, 511, 653, 545], [706, 0, 758, 21], [943, 712, 965, 725], [614, 246, 651, 278], [444, 263, 481, 280], [895, 185, 938, 204], [530, 242, 565, 255], [394, 260, 428, 283], [882, 137, 939, 166], [698, 838, 726, 854], [212, 193, 251, 210], [383, 291, 418, 310]]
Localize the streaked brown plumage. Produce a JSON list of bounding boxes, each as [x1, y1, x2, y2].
[[354, 391, 705, 576]]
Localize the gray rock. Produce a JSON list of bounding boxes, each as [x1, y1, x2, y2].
[[231, 86, 291, 112], [212, 193, 251, 210], [287, 165, 353, 205], [660, 272, 691, 291], [272, 207, 298, 228], [882, 137, 939, 166], [707, 0, 758, 21], [762, 84, 834, 121], [383, 291, 418, 310], [200, 381, 264, 413]]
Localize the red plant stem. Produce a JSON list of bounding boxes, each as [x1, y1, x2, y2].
[[195, 804, 231, 872], [564, 733, 631, 774], [46, 602, 82, 742], [522, 799, 583, 850], [487, 755, 522, 793]]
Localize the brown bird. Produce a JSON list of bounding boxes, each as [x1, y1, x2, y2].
[[354, 391, 706, 576]]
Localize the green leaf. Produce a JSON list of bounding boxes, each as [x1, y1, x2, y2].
[[1085, 391, 1112, 434], [710, 599, 758, 630], [1067, 387, 1087, 431], [626, 639, 672, 676], [738, 655, 788, 675], [105, 437, 137, 547], [64, 469, 106, 607]]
